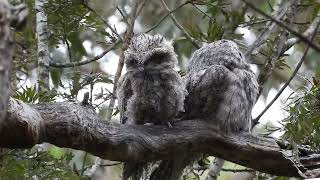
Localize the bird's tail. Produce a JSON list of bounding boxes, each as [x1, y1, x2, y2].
[[150, 154, 197, 180], [123, 155, 200, 180], [123, 162, 148, 180]]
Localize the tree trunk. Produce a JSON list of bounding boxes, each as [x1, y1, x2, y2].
[[0, 0, 13, 127], [35, 0, 50, 91]]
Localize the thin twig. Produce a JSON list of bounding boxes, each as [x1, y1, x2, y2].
[[221, 168, 254, 173], [244, 0, 291, 59], [252, 19, 320, 125], [106, 1, 139, 121], [255, 0, 301, 96], [257, 31, 288, 96], [255, 1, 311, 99], [49, 40, 120, 68], [285, 15, 320, 52], [160, 0, 200, 49], [195, 166, 254, 173], [100, 162, 121, 167], [137, 0, 148, 17], [239, 19, 270, 27], [63, 31, 72, 62], [266, 0, 274, 11], [191, 3, 214, 21], [145, 1, 191, 33], [292, 21, 311, 25], [116, 6, 129, 26], [80, 152, 88, 176], [83, 3, 122, 41], [242, 0, 320, 53]]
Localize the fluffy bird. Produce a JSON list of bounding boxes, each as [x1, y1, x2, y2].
[[185, 39, 258, 133], [151, 40, 258, 180], [116, 34, 186, 180], [117, 34, 186, 126]]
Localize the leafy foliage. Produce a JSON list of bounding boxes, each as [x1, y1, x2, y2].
[[186, 0, 245, 42], [13, 86, 57, 103], [0, 148, 84, 180], [284, 83, 320, 149]]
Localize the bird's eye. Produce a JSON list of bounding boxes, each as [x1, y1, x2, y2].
[[132, 59, 138, 64], [149, 53, 166, 64], [127, 58, 138, 66]]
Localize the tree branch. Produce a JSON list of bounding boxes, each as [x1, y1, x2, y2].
[[256, 31, 289, 97], [105, 1, 139, 120], [145, 1, 191, 33], [50, 2, 124, 70], [195, 166, 254, 173], [244, 0, 292, 59], [35, 0, 50, 91], [1, 99, 320, 178], [48, 40, 120, 68], [285, 14, 320, 52], [83, 3, 122, 42], [242, 0, 320, 53], [116, 7, 129, 26], [0, 1, 14, 125], [191, 3, 214, 21], [136, 0, 148, 17], [205, 158, 225, 180], [160, 0, 200, 49], [253, 18, 320, 125], [255, 0, 302, 97]]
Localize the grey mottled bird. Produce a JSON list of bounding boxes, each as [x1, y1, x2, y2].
[[116, 34, 186, 180], [151, 40, 258, 180], [185, 39, 258, 133]]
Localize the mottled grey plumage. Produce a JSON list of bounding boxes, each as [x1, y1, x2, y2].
[[117, 34, 186, 126], [185, 39, 258, 133], [117, 34, 186, 180], [151, 40, 258, 180]]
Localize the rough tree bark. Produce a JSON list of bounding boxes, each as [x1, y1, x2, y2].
[[0, 0, 13, 126], [35, 0, 50, 91], [0, 99, 319, 178], [0, 0, 27, 127], [205, 158, 225, 180]]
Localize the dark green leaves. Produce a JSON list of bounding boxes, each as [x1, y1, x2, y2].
[[0, 148, 81, 180], [284, 85, 320, 150], [13, 86, 56, 103]]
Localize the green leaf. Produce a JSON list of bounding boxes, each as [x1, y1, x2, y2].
[[207, 20, 224, 41]]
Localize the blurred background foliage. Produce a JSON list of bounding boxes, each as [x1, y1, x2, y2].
[[2, 0, 320, 179]]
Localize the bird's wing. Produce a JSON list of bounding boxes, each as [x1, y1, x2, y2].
[[185, 64, 231, 120], [185, 65, 258, 132]]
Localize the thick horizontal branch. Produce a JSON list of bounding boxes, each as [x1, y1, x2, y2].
[[1, 99, 320, 178]]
